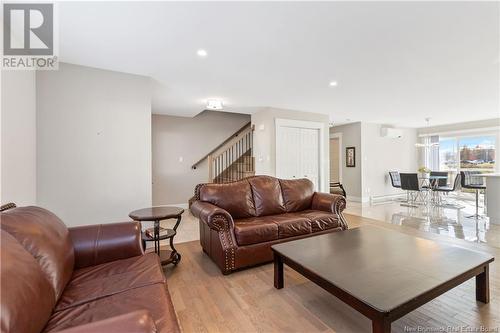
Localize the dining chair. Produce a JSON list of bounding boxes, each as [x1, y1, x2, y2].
[[389, 171, 409, 203], [389, 171, 401, 188], [400, 173, 426, 207], [430, 171, 448, 203], [434, 174, 462, 207], [430, 171, 448, 186], [330, 182, 346, 197]]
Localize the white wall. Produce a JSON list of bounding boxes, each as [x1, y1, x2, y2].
[[152, 111, 250, 205], [330, 122, 362, 200], [361, 123, 418, 199], [331, 122, 418, 201], [1, 71, 37, 206], [36, 63, 152, 226], [251, 107, 330, 192]]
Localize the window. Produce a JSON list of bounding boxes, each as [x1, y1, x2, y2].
[[439, 137, 458, 172], [435, 134, 497, 174], [459, 136, 495, 172]]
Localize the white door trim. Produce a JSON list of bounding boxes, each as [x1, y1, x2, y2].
[[275, 118, 327, 192], [329, 132, 343, 183]]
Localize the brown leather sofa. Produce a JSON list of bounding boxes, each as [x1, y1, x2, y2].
[[190, 176, 348, 274], [0, 206, 180, 333]]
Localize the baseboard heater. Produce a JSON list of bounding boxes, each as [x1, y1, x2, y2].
[[370, 193, 406, 205]]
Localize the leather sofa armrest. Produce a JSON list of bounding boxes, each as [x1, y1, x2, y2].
[[55, 310, 156, 333], [311, 192, 348, 230], [69, 221, 144, 269], [190, 201, 234, 232], [191, 200, 238, 274]]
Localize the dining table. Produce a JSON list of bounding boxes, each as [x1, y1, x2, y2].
[[418, 175, 448, 204]]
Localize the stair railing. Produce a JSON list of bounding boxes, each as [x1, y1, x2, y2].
[[191, 123, 254, 183], [209, 130, 253, 183]]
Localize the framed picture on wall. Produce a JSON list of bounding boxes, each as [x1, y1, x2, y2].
[[346, 147, 355, 167]]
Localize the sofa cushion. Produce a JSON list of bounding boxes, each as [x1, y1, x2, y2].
[[270, 213, 312, 239], [279, 178, 314, 212], [1, 230, 56, 333], [200, 180, 256, 218], [0, 206, 74, 301], [55, 253, 165, 311], [248, 176, 286, 216], [234, 216, 279, 246], [50, 311, 156, 333], [298, 210, 340, 232], [43, 283, 180, 333]]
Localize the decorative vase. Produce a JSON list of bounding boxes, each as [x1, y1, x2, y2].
[[419, 172, 430, 179]]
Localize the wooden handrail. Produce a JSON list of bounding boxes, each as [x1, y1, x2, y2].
[[191, 122, 253, 169]]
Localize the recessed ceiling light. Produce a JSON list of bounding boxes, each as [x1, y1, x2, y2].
[[197, 49, 208, 57], [329, 81, 338, 87], [206, 99, 223, 110]]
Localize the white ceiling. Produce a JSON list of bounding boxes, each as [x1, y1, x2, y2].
[[59, 1, 499, 127]]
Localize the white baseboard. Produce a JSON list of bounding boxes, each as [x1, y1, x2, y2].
[[370, 193, 406, 204], [346, 196, 370, 203]]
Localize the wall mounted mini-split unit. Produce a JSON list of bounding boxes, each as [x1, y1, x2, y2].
[[380, 127, 403, 139]]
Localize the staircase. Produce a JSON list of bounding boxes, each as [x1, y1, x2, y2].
[[191, 122, 255, 184], [212, 150, 254, 183]]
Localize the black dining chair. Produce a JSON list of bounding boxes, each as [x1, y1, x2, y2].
[[389, 171, 409, 203], [389, 171, 401, 188], [430, 171, 448, 187], [460, 171, 486, 218], [430, 171, 448, 203], [434, 174, 462, 207], [400, 173, 426, 207]]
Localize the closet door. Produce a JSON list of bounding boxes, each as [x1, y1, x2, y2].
[[276, 126, 300, 180], [276, 125, 320, 191], [300, 128, 319, 190]]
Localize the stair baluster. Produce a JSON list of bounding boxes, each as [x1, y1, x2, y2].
[[194, 123, 254, 184]]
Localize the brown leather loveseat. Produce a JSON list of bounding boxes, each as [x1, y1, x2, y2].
[[190, 176, 348, 274], [0, 206, 180, 333]]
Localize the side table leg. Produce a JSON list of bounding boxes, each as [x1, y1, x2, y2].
[[476, 264, 490, 303], [169, 235, 179, 262], [170, 215, 182, 264], [154, 220, 160, 255], [274, 253, 284, 289]]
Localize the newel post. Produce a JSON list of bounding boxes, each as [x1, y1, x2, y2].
[[208, 154, 213, 182]]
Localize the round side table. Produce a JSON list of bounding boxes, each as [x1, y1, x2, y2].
[[129, 206, 184, 266]]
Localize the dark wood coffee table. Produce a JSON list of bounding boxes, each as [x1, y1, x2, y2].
[[272, 226, 494, 333]]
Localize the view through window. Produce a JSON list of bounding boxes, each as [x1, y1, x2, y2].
[[438, 135, 496, 174], [439, 137, 458, 172]]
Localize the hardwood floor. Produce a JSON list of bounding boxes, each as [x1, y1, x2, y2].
[[164, 214, 500, 333]]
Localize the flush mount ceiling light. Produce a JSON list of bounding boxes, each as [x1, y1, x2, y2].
[[329, 81, 338, 87], [206, 99, 223, 110], [197, 49, 208, 57]]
